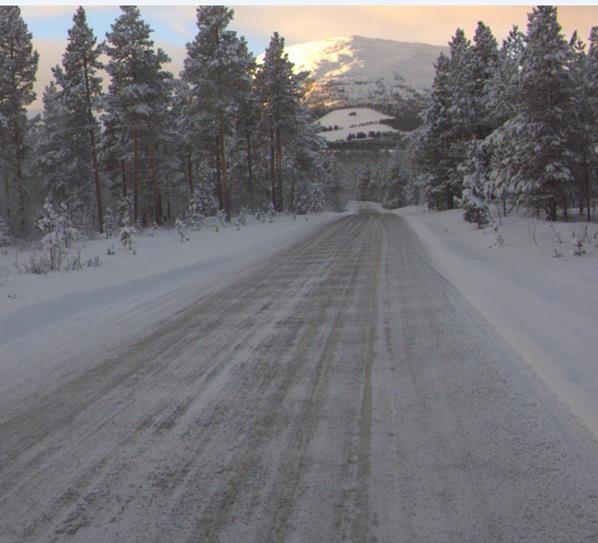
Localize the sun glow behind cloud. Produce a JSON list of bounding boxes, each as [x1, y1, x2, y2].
[[23, 5, 598, 114]]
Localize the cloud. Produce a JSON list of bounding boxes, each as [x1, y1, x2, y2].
[[27, 5, 598, 114], [141, 6, 196, 42], [20, 6, 75, 19], [232, 5, 598, 48]]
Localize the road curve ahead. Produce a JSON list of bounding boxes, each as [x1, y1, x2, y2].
[[1, 210, 598, 543]]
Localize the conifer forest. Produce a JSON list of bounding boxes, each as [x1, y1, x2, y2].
[[0, 5, 327, 244], [0, 5, 596, 244]]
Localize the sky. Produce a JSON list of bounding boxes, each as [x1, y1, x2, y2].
[[17, 5, 598, 112]]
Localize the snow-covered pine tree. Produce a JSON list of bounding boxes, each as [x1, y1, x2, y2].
[[487, 26, 525, 128], [444, 28, 479, 207], [235, 79, 261, 211], [447, 29, 475, 142], [37, 199, 81, 271], [470, 22, 499, 140], [484, 26, 526, 216], [415, 53, 454, 209], [256, 32, 309, 212], [568, 28, 598, 221], [287, 109, 329, 214], [0, 6, 38, 234], [187, 180, 217, 230], [587, 27, 598, 219], [104, 6, 173, 226], [53, 7, 104, 233], [461, 140, 491, 227], [516, 6, 574, 220], [170, 79, 196, 209], [182, 6, 253, 222], [35, 81, 76, 213]]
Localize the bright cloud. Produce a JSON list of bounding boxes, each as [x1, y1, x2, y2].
[[24, 5, 598, 115]]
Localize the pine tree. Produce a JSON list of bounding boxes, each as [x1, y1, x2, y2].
[[416, 53, 454, 209], [104, 6, 173, 226], [235, 83, 261, 211], [0, 6, 38, 233], [182, 6, 253, 221], [487, 26, 525, 128], [287, 109, 329, 214], [470, 22, 499, 139], [36, 81, 72, 209], [568, 26, 598, 221], [483, 26, 526, 216], [517, 6, 574, 220], [461, 140, 491, 227], [54, 6, 104, 232], [256, 32, 308, 212], [447, 29, 475, 142], [588, 27, 598, 218]]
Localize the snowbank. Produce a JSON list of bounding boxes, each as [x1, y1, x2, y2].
[[0, 210, 351, 346], [396, 206, 598, 438]]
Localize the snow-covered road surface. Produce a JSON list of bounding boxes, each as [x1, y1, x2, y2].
[[1, 209, 598, 542]]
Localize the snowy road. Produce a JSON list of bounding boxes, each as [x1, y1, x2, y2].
[[2, 209, 598, 542]]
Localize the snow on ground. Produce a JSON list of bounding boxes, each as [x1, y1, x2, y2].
[[317, 107, 394, 129], [396, 206, 598, 438], [318, 123, 397, 143], [316, 107, 397, 142], [0, 208, 353, 348]]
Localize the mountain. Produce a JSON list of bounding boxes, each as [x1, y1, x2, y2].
[[278, 35, 447, 109]]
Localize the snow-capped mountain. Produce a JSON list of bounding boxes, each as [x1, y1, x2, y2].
[[280, 35, 447, 108]]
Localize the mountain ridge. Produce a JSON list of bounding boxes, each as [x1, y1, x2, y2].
[[271, 35, 448, 109]]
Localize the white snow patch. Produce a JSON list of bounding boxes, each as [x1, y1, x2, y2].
[[316, 107, 397, 142], [0, 211, 351, 348], [317, 107, 394, 129], [396, 206, 598, 438]]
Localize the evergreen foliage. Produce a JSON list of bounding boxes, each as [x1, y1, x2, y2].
[[256, 32, 309, 212], [0, 6, 39, 234], [104, 6, 173, 227], [415, 6, 596, 223], [183, 6, 254, 222]]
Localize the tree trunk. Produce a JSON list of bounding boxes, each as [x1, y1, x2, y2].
[[150, 142, 161, 225], [446, 186, 454, 210], [276, 127, 283, 212], [89, 127, 103, 233], [246, 129, 255, 211], [548, 198, 557, 222], [186, 149, 193, 198], [121, 159, 128, 197], [14, 120, 26, 233], [4, 170, 11, 224], [218, 110, 231, 222], [133, 130, 139, 224], [270, 129, 277, 210], [290, 171, 296, 217], [166, 183, 172, 224], [215, 137, 223, 211], [583, 160, 592, 222]]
